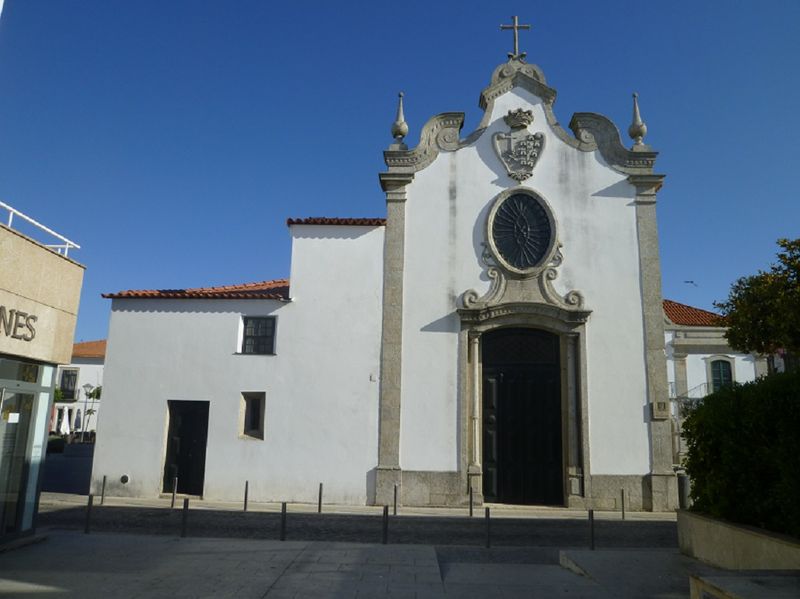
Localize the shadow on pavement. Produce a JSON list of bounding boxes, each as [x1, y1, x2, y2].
[[37, 504, 678, 548]]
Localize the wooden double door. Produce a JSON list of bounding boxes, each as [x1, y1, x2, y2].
[[482, 328, 563, 505]]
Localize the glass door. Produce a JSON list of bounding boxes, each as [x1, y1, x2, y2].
[[0, 388, 36, 535]]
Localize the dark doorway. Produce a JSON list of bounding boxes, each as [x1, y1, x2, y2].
[[482, 328, 563, 505], [163, 400, 209, 496]]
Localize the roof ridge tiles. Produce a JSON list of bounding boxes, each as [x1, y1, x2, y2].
[[103, 278, 290, 300], [286, 217, 386, 226]]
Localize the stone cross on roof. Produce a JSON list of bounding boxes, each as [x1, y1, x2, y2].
[[500, 16, 531, 60]]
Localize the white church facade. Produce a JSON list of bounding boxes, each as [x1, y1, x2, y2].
[[91, 33, 762, 511]]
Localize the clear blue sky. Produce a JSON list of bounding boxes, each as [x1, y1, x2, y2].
[[1, 1, 798, 342]]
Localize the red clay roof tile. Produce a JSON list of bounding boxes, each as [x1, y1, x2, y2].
[[72, 339, 106, 359], [286, 217, 386, 226], [103, 278, 290, 300], [663, 299, 723, 327]]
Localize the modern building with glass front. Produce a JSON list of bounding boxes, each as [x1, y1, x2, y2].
[[0, 204, 83, 543]]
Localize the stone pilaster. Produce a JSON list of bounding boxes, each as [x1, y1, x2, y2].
[[374, 172, 413, 505], [629, 173, 677, 511], [467, 331, 482, 495], [673, 353, 688, 399], [565, 333, 584, 498]]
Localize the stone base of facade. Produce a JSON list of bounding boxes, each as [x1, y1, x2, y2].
[[374, 469, 678, 511], [373, 466, 402, 506], [584, 474, 664, 512], [401, 471, 467, 507], [573, 474, 678, 512], [646, 472, 679, 511]]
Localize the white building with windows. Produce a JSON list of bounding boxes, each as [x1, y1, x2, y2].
[[663, 300, 764, 465], [52, 340, 105, 436], [91, 36, 763, 511], [664, 300, 762, 400]]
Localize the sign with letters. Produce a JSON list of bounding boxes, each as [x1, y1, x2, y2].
[[0, 305, 38, 342]]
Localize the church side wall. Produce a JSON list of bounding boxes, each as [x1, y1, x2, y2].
[[92, 226, 383, 504], [399, 88, 651, 476]]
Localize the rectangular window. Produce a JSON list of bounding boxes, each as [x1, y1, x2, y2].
[[711, 360, 733, 393], [59, 369, 78, 400], [0, 358, 40, 383], [241, 317, 276, 355], [241, 392, 265, 440]]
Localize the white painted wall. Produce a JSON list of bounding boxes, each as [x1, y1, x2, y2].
[[400, 87, 650, 475], [92, 225, 384, 504]]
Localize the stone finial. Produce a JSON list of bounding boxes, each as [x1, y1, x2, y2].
[[628, 92, 647, 147], [391, 92, 409, 143]]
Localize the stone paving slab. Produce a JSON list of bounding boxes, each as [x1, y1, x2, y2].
[[690, 574, 800, 599], [0, 530, 715, 598], [560, 548, 724, 598]]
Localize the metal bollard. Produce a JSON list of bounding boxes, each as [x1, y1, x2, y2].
[[280, 502, 287, 541], [181, 497, 189, 538], [469, 487, 474, 518], [485, 507, 491, 548], [100, 475, 107, 506], [588, 509, 595, 550], [393, 484, 398, 516], [621, 489, 626, 520], [318, 483, 323, 514], [382, 505, 389, 545], [84, 494, 94, 534], [171, 476, 178, 509], [244, 480, 249, 512]]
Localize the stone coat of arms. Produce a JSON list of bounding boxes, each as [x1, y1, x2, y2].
[[493, 109, 544, 181]]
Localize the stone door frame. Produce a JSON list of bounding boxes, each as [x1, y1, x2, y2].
[[459, 305, 591, 507]]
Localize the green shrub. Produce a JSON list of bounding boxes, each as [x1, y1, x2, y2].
[[682, 370, 800, 538]]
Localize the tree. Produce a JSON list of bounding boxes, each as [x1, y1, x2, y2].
[[715, 238, 800, 367]]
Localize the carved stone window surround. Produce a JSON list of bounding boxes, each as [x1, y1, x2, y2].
[[485, 188, 557, 278]]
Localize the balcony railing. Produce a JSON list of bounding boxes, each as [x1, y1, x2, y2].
[[1, 201, 80, 257]]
